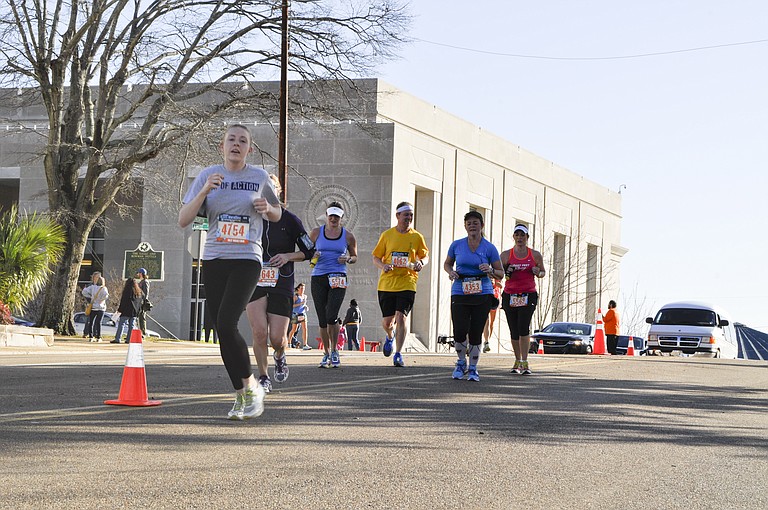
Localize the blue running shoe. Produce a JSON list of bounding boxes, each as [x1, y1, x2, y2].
[[452, 360, 467, 380], [382, 336, 393, 357], [467, 365, 480, 382], [319, 353, 330, 368], [393, 352, 404, 367], [331, 351, 340, 368], [274, 355, 289, 383]]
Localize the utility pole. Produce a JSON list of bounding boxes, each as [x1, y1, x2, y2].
[[278, 0, 289, 202]]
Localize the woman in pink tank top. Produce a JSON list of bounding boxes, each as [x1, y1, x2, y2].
[[499, 224, 546, 375]]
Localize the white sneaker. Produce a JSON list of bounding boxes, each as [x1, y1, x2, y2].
[[227, 393, 245, 420], [243, 385, 266, 419]]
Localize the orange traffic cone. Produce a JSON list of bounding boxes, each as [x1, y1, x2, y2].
[[105, 329, 162, 407], [625, 337, 635, 356], [537, 337, 544, 354], [591, 308, 608, 355], [359, 336, 365, 351]]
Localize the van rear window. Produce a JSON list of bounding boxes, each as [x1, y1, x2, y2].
[[654, 308, 717, 327]]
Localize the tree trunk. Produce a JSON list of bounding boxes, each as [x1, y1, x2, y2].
[[39, 223, 91, 335]]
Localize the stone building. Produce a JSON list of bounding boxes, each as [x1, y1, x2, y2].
[[0, 79, 626, 350]]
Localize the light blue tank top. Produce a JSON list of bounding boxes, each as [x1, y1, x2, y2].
[[312, 226, 348, 276]]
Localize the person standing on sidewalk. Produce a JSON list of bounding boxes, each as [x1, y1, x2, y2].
[[342, 299, 362, 351], [112, 277, 143, 344], [500, 224, 546, 376], [309, 202, 358, 368], [604, 300, 620, 354], [246, 175, 315, 393], [135, 268, 150, 335], [178, 124, 281, 421], [82, 275, 109, 343], [372, 201, 429, 367], [443, 211, 503, 381], [82, 271, 102, 338]]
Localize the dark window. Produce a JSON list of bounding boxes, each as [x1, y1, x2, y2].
[[654, 308, 717, 327]]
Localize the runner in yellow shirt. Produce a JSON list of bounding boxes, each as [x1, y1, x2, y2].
[[372, 201, 430, 367]]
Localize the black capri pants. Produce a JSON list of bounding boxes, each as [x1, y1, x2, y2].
[[202, 258, 261, 390], [501, 291, 539, 339], [450, 294, 494, 346], [311, 274, 347, 328]]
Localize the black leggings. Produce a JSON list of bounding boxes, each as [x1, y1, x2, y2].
[[311, 275, 346, 328], [202, 258, 261, 390], [501, 292, 538, 339], [450, 294, 494, 346]]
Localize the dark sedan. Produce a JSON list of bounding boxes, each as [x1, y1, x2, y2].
[[530, 322, 595, 354], [616, 335, 648, 356]]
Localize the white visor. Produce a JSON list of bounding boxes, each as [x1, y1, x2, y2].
[[514, 225, 529, 235], [326, 206, 344, 217]]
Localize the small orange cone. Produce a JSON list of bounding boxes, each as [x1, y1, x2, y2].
[[105, 329, 162, 407], [537, 337, 544, 354], [591, 308, 608, 355], [625, 336, 635, 356], [359, 336, 365, 351]]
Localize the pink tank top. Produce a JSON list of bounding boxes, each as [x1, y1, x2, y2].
[[504, 248, 537, 294]]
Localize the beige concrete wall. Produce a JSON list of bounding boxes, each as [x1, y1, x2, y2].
[[377, 80, 625, 351]]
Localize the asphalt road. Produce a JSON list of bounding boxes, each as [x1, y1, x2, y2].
[[1, 340, 766, 509]]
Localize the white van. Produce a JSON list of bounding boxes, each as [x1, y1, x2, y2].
[[645, 301, 739, 359]]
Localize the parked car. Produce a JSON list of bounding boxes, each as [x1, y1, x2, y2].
[[616, 335, 647, 356], [12, 316, 35, 327], [530, 322, 595, 354], [73, 312, 161, 339]]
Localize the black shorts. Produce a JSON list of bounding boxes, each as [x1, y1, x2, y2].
[[378, 290, 416, 317], [249, 288, 293, 318]]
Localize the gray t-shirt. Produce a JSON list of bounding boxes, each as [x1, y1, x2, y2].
[[183, 164, 279, 261]]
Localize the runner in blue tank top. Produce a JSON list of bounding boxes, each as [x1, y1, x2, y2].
[[309, 201, 358, 368], [443, 210, 504, 382]]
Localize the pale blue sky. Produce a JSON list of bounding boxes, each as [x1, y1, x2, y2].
[[378, 0, 768, 332]]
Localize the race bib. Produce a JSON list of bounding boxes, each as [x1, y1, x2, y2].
[[510, 293, 529, 307], [391, 251, 409, 268], [216, 214, 249, 244], [256, 265, 279, 287], [461, 277, 482, 295], [328, 273, 347, 289]]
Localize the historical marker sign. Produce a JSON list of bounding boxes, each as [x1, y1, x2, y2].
[[124, 242, 164, 281], [192, 217, 209, 231]]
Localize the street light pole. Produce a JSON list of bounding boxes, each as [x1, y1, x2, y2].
[[278, 0, 289, 202]]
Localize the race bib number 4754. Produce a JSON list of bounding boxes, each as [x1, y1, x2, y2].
[[216, 214, 249, 244]]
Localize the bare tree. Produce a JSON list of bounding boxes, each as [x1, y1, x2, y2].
[[532, 228, 618, 331], [619, 281, 654, 337], [0, 0, 409, 333]]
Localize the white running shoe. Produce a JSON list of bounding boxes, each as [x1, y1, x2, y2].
[[227, 393, 245, 420], [243, 385, 266, 419]]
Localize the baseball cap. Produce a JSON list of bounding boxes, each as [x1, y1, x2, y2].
[[137, 268, 147, 275]]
